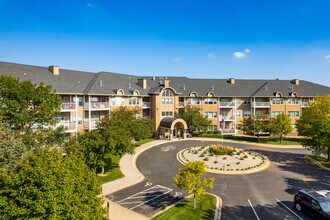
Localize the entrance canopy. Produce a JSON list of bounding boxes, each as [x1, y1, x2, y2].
[[159, 117, 188, 140]]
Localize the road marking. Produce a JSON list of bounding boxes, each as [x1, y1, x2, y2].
[[161, 145, 175, 152], [145, 182, 152, 187], [276, 199, 304, 220], [117, 185, 173, 210], [174, 192, 182, 197], [248, 199, 260, 220]]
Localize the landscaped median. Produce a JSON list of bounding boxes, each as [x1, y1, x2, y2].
[[177, 144, 271, 174], [151, 194, 217, 220]]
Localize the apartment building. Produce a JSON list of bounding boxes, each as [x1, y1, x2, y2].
[[0, 61, 329, 140]]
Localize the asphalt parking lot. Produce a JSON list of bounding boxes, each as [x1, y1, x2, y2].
[[105, 140, 330, 219]]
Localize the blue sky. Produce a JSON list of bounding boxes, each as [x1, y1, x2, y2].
[[1, 0, 330, 86]]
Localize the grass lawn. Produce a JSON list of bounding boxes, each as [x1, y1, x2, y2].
[[309, 155, 330, 169], [265, 139, 301, 145], [152, 194, 216, 220], [133, 138, 155, 147], [98, 155, 124, 184]]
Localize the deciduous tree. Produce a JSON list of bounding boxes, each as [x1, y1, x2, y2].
[[178, 105, 211, 133], [0, 149, 107, 219], [269, 113, 293, 144], [173, 161, 215, 208], [242, 114, 270, 141], [296, 95, 330, 161]]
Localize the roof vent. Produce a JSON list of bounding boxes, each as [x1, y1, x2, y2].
[[211, 85, 214, 90], [49, 66, 59, 75], [23, 72, 27, 76], [291, 85, 294, 91], [99, 79, 103, 87], [183, 84, 186, 90], [153, 76, 156, 81], [265, 85, 268, 90], [128, 82, 131, 88]]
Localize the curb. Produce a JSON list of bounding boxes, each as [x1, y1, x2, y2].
[[304, 155, 330, 171], [177, 148, 271, 175]]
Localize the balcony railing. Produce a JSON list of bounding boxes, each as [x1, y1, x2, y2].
[[219, 102, 235, 107], [221, 115, 235, 120], [301, 102, 309, 107], [83, 120, 99, 130], [252, 102, 270, 107], [142, 102, 151, 108], [84, 102, 110, 110], [56, 121, 76, 132], [179, 102, 185, 107], [61, 103, 76, 111]]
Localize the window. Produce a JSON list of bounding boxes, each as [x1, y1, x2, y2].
[[243, 98, 251, 104], [208, 125, 217, 131], [187, 98, 200, 105], [243, 111, 251, 117], [287, 98, 299, 104], [272, 98, 284, 104], [236, 124, 242, 130], [162, 98, 173, 105], [204, 98, 217, 104], [161, 111, 173, 117], [204, 112, 217, 118], [288, 111, 299, 117], [112, 97, 125, 106], [162, 90, 173, 97], [220, 111, 229, 117], [129, 97, 140, 105], [235, 98, 242, 104], [272, 111, 283, 117], [235, 111, 242, 117]]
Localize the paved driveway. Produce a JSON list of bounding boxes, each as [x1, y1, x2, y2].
[[106, 140, 330, 219]]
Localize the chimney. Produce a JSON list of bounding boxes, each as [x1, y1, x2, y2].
[[49, 66, 59, 75], [164, 79, 170, 88], [229, 78, 235, 84], [138, 78, 147, 89], [292, 79, 300, 85]]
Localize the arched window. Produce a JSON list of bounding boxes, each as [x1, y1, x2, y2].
[[162, 89, 173, 97]]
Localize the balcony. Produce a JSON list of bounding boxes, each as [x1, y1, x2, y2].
[[221, 116, 235, 121], [84, 102, 110, 110], [83, 120, 99, 130], [252, 102, 271, 108], [301, 102, 309, 107], [179, 102, 185, 108], [56, 121, 76, 132], [219, 102, 235, 107], [60, 102, 76, 111], [142, 102, 151, 108]]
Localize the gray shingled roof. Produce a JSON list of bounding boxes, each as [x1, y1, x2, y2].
[[0, 61, 329, 97]]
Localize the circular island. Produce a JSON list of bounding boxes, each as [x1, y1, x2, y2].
[[178, 144, 271, 174]]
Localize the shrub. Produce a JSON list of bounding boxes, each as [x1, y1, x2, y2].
[[204, 157, 209, 161], [214, 160, 218, 164], [193, 150, 198, 154], [209, 145, 233, 156], [213, 130, 221, 134]]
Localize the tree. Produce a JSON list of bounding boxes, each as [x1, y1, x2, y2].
[[296, 95, 330, 161], [0, 75, 62, 148], [269, 113, 293, 144], [0, 124, 26, 171], [0, 149, 107, 219], [173, 161, 215, 208], [178, 105, 211, 133], [242, 114, 270, 140], [65, 107, 153, 174]]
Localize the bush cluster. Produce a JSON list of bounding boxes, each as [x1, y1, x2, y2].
[[209, 145, 234, 156]]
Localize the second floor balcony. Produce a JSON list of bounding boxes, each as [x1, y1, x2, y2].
[[221, 115, 235, 121], [179, 102, 185, 108], [60, 102, 76, 111], [84, 120, 99, 130], [84, 102, 110, 110], [56, 121, 76, 132], [252, 102, 271, 108], [142, 102, 150, 108], [219, 102, 235, 107]]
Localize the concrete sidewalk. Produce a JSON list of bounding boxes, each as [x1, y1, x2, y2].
[[102, 140, 166, 220], [102, 137, 302, 220]]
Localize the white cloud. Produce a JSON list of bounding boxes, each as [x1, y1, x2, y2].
[[245, 49, 251, 53], [87, 3, 95, 8], [324, 55, 330, 62], [233, 51, 246, 59], [173, 57, 180, 62], [206, 52, 215, 58]]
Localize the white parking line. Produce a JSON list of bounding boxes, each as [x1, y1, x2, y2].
[[276, 199, 304, 220], [248, 199, 260, 220], [117, 185, 173, 210]]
